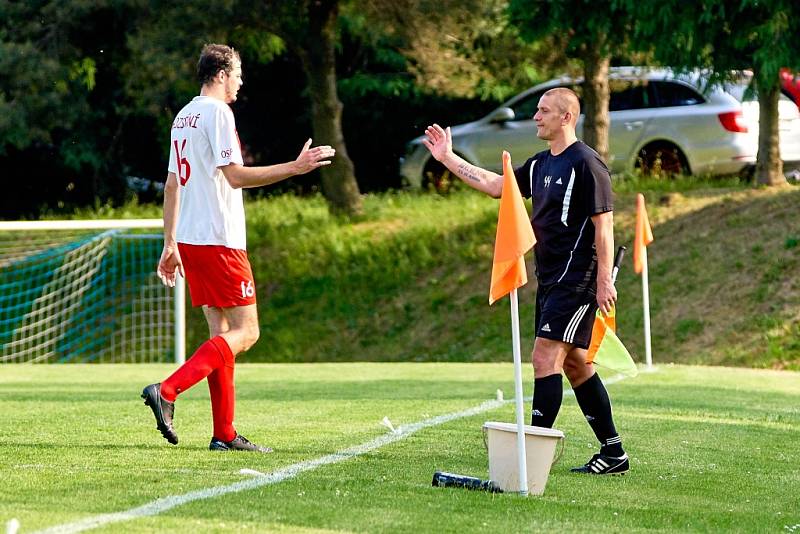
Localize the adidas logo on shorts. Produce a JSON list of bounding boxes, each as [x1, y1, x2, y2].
[[541, 323, 551, 332]]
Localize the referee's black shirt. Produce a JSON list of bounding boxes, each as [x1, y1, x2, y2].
[[513, 141, 613, 290]]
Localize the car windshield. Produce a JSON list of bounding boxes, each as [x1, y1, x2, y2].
[[508, 93, 541, 121], [507, 79, 679, 117]]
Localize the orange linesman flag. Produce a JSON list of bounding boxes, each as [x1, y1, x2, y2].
[[489, 151, 536, 305], [586, 307, 638, 377], [633, 193, 654, 274]]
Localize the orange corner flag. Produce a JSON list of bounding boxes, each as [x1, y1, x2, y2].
[[489, 151, 536, 305], [633, 193, 654, 274]]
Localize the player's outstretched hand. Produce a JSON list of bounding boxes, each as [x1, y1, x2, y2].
[[422, 124, 452, 163], [294, 138, 335, 174], [157, 244, 184, 288]]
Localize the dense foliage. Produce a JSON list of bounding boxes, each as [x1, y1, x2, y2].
[[0, 0, 529, 218], [2, 1, 798, 218]]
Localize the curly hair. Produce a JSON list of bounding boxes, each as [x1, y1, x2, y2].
[[197, 44, 240, 86]]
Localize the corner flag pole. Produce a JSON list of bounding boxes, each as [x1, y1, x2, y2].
[[490, 150, 535, 496], [509, 288, 528, 496], [174, 274, 186, 365], [634, 193, 654, 371], [641, 247, 653, 369]]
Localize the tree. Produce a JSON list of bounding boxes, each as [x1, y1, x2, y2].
[[237, 0, 554, 208], [0, 1, 585, 218], [229, 0, 362, 215], [0, 0, 141, 217], [345, 0, 573, 192], [508, 0, 636, 163], [628, 0, 800, 186], [122, 1, 362, 216], [355, 0, 565, 102], [234, 0, 556, 202]]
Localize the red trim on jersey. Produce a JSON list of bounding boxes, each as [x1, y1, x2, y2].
[[178, 244, 257, 307]]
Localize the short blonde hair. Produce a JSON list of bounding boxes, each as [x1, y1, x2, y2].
[[543, 87, 580, 117]]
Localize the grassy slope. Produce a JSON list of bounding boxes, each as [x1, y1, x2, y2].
[[614, 184, 800, 369], [1, 364, 798, 533], [58, 181, 800, 368], [238, 183, 800, 368]]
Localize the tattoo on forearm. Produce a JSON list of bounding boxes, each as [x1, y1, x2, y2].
[[456, 162, 483, 183]]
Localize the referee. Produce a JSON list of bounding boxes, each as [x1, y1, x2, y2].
[[421, 87, 628, 475]]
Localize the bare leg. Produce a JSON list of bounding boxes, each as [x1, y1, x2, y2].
[[215, 303, 260, 355]]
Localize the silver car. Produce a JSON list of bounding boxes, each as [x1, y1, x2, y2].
[[400, 67, 800, 188]]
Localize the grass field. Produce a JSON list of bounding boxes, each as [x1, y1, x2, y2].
[[2, 363, 798, 533]]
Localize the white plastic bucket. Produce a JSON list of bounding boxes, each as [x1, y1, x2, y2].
[[482, 421, 564, 495]]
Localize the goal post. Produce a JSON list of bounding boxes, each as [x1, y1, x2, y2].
[[0, 219, 185, 364]]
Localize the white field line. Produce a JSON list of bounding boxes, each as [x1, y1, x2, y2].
[[33, 374, 630, 534]]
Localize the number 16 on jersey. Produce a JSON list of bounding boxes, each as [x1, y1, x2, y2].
[[174, 139, 191, 185]]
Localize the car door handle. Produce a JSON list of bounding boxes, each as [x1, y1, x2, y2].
[[624, 121, 644, 131]]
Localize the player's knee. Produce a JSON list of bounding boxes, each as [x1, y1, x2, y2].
[[241, 324, 260, 351], [531, 351, 546, 370], [562, 358, 582, 381], [532, 343, 554, 367], [532, 338, 570, 376], [209, 327, 225, 338], [532, 351, 557, 375]]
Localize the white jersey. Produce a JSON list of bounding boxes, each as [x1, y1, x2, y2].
[[168, 96, 246, 250]]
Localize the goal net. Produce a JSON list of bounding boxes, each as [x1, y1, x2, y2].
[[0, 220, 185, 363]]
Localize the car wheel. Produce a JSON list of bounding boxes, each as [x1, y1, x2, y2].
[[423, 159, 457, 194], [637, 143, 689, 177]]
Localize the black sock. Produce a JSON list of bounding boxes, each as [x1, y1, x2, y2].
[[531, 374, 563, 428], [573, 373, 624, 457]]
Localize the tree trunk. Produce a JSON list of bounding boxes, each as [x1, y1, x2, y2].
[[580, 43, 610, 163], [754, 76, 784, 186], [304, 0, 362, 216]]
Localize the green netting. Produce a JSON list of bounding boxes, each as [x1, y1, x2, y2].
[[0, 229, 175, 363]]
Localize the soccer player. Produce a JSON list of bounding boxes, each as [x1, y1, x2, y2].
[[421, 88, 629, 475], [142, 43, 335, 452]]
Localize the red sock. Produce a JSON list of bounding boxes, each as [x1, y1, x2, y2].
[[208, 362, 237, 442], [161, 336, 231, 402]]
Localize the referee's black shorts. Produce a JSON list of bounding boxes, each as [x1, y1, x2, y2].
[[534, 283, 598, 349]]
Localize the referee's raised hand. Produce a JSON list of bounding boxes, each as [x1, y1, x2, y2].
[[422, 124, 452, 163]]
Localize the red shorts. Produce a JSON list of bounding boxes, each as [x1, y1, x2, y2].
[[178, 244, 257, 308]]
